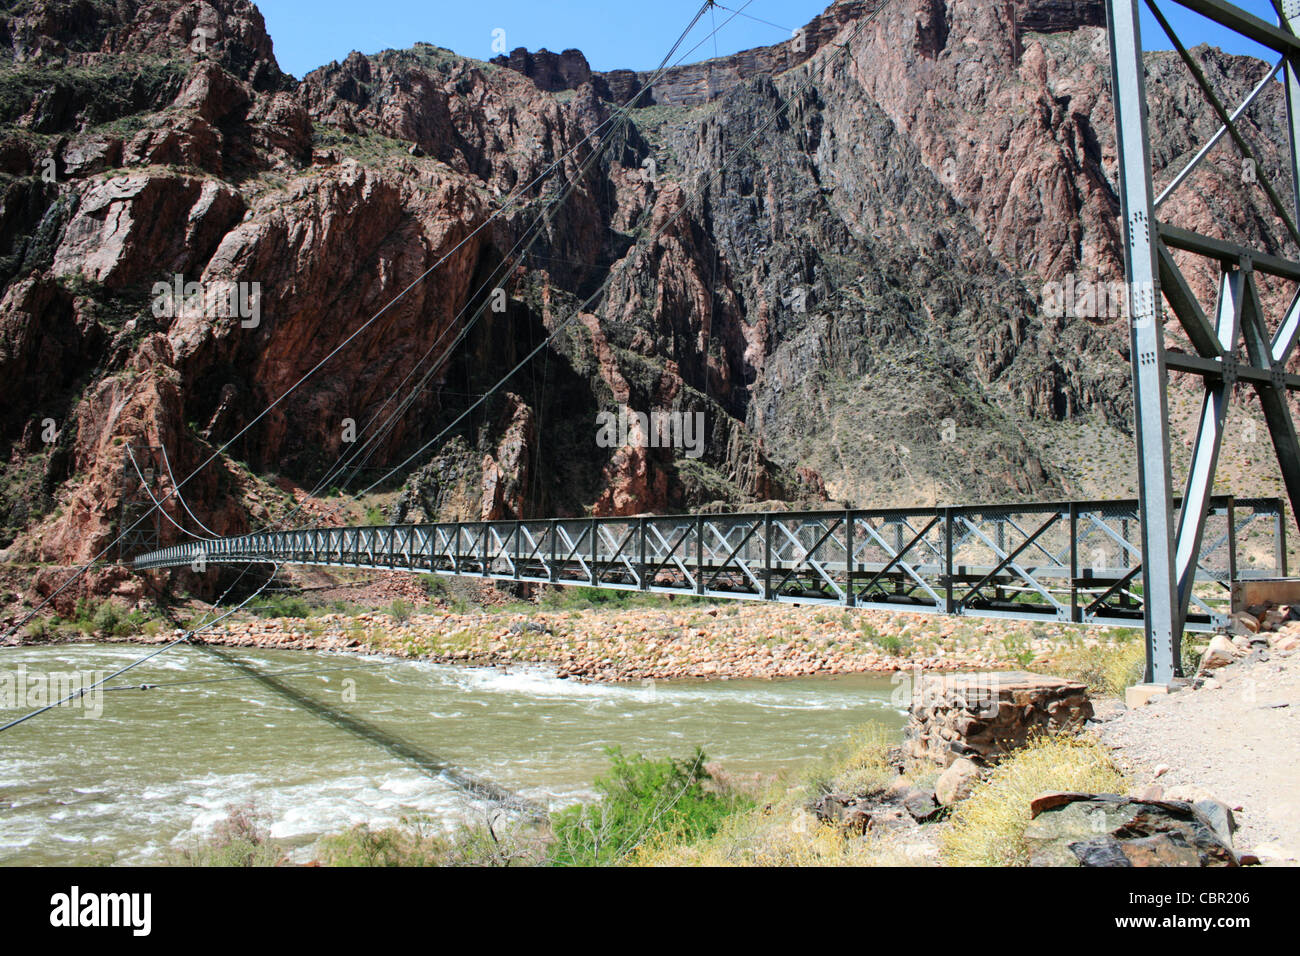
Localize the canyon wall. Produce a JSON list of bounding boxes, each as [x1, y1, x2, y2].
[[0, 0, 1294, 592]]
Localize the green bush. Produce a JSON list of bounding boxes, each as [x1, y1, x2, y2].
[[548, 747, 749, 866], [316, 819, 455, 867], [539, 586, 713, 611], [388, 599, 412, 623], [878, 634, 905, 655], [58, 598, 145, 637], [248, 595, 311, 619], [23, 617, 52, 641], [1001, 633, 1036, 667], [541, 585, 626, 608], [92, 601, 124, 636]]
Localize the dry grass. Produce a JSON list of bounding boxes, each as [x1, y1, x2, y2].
[[824, 721, 898, 797], [1033, 639, 1146, 699], [939, 734, 1126, 866], [634, 808, 890, 866]]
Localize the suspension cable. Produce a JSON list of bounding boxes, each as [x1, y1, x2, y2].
[[159, 443, 221, 539], [125, 445, 211, 542], [0, 561, 280, 733]]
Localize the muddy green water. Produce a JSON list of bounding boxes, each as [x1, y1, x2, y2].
[[0, 643, 907, 865]]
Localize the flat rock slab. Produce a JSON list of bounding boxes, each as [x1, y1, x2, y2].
[[1025, 793, 1238, 867], [905, 671, 1092, 767]]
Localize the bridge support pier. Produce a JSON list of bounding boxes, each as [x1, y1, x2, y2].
[[1107, 0, 1181, 684]]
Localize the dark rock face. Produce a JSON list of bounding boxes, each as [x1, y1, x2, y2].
[[0, 0, 1294, 576], [494, 1, 882, 107], [492, 47, 597, 96], [1025, 793, 1239, 866], [1018, 0, 1106, 33], [493, 1, 1106, 107]]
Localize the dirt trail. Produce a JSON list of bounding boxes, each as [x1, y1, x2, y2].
[[1098, 649, 1300, 865]]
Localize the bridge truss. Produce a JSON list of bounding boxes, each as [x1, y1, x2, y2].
[[134, 497, 1286, 633], [1109, 0, 1300, 681]]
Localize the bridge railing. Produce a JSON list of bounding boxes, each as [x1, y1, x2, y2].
[[132, 496, 1288, 631]]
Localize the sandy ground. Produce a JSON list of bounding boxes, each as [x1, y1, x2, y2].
[[1099, 647, 1300, 865]]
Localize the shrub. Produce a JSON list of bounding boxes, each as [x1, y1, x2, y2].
[[316, 819, 454, 867], [541, 585, 626, 609], [23, 617, 52, 641], [878, 634, 905, 655], [56, 599, 143, 637], [388, 599, 412, 623], [168, 802, 286, 867], [1001, 633, 1036, 667], [316, 814, 543, 867], [537, 586, 714, 611], [639, 723, 918, 868], [91, 601, 123, 636], [940, 734, 1126, 866], [548, 747, 749, 866], [637, 808, 882, 867], [248, 594, 311, 619]]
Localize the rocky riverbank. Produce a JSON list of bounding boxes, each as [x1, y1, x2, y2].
[[72, 597, 1143, 684], [1095, 613, 1300, 866]]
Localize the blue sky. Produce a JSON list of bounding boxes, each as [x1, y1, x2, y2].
[[256, 1, 1285, 79]]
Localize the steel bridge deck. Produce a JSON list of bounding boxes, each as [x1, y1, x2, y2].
[[133, 496, 1287, 633]]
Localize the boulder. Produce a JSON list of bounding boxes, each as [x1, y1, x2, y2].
[[1198, 635, 1241, 672], [810, 792, 910, 835], [1231, 611, 1261, 635], [1163, 786, 1236, 844], [1025, 793, 1238, 867], [1272, 634, 1300, 653], [810, 793, 859, 828], [902, 787, 941, 822], [1262, 607, 1288, 629], [935, 757, 981, 805]]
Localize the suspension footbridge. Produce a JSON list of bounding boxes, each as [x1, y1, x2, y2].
[[132, 497, 1288, 634]]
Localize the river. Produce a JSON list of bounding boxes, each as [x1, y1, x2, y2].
[[1, 643, 907, 865]]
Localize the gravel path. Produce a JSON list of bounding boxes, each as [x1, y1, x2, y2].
[[1098, 648, 1300, 865]]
